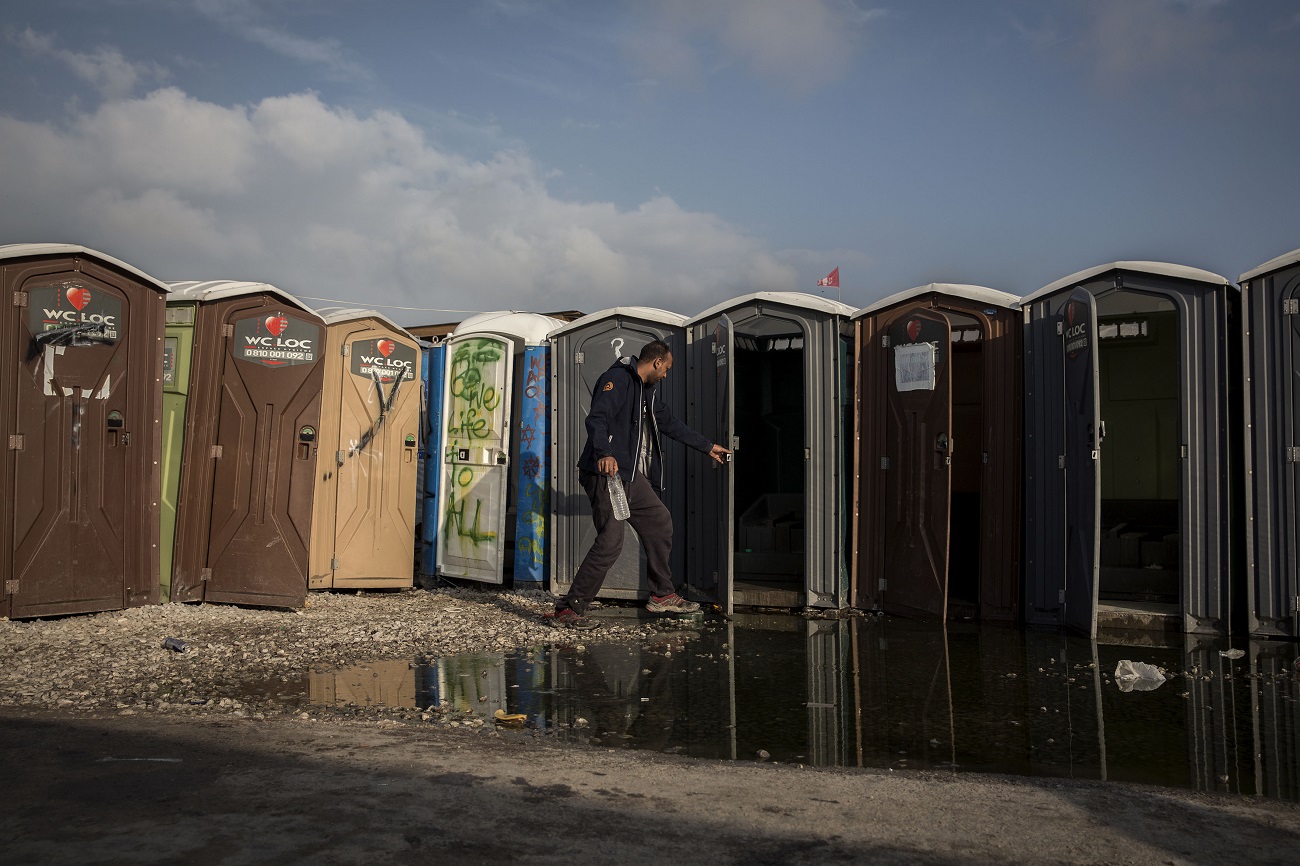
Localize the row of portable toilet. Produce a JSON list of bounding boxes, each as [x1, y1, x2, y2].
[[5, 242, 1297, 642], [519, 252, 1297, 640], [0, 244, 427, 619]]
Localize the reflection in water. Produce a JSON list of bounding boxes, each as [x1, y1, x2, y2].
[[303, 615, 1299, 801]]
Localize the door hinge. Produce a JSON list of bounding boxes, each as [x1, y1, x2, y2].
[[982, 451, 990, 465], [341, 344, 350, 356], [5, 580, 17, 595], [880, 456, 890, 470], [710, 342, 717, 354], [1283, 298, 1299, 315], [336, 450, 346, 466], [210, 444, 223, 459], [878, 578, 887, 592], [331, 557, 340, 571], [1291, 595, 1300, 613], [881, 335, 891, 348], [1287, 446, 1300, 464], [8, 434, 23, 451], [200, 568, 212, 582], [1059, 589, 1066, 604], [1056, 321, 1064, 335], [1058, 454, 1066, 469], [804, 447, 811, 459], [12, 291, 28, 308], [221, 323, 234, 337], [574, 351, 584, 364]]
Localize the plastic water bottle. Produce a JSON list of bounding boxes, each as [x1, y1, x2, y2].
[[607, 473, 631, 521]]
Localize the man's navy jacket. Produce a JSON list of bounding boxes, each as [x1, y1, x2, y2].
[[578, 356, 713, 494]]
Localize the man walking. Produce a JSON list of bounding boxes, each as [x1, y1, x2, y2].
[[548, 339, 730, 629]]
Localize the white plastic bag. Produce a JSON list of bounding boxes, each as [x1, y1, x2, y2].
[[1114, 660, 1166, 693]]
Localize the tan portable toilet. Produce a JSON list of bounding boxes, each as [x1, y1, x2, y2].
[[309, 308, 421, 588], [0, 244, 167, 619], [165, 281, 326, 608]]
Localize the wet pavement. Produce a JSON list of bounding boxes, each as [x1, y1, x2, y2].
[[250, 612, 1299, 800]]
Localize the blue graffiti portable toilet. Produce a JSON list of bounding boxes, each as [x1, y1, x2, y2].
[[435, 312, 561, 584], [1021, 262, 1238, 637], [419, 338, 447, 581], [684, 292, 856, 614], [548, 308, 690, 601], [1239, 246, 1300, 638]]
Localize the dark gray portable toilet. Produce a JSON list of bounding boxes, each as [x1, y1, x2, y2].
[[1, 243, 168, 619], [1022, 262, 1238, 637], [685, 292, 855, 613], [549, 307, 690, 601], [852, 284, 1023, 624], [1239, 247, 1300, 638]]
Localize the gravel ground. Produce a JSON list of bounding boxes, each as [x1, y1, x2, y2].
[[0, 587, 662, 723]]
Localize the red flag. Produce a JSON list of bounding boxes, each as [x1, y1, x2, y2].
[[817, 267, 839, 288]]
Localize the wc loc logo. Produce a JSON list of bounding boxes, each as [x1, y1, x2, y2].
[[28, 283, 124, 342], [350, 337, 416, 382], [1064, 301, 1089, 360], [233, 313, 322, 367]]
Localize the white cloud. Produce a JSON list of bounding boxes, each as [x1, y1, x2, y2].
[[14, 28, 167, 99], [625, 0, 878, 94], [0, 86, 797, 318]]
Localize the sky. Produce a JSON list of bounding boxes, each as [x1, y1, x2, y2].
[[1, 0, 1297, 325]]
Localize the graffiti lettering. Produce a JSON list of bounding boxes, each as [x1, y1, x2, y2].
[[446, 340, 503, 440], [522, 352, 544, 400], [442, 464, 497, 545]]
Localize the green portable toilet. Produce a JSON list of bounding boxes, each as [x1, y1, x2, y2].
[[160, 298, 195, 600]]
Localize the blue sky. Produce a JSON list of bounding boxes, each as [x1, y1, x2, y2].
[[1, 0, 1296, 323]]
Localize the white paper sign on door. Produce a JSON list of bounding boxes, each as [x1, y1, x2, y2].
[[894, 343, 936, 392]]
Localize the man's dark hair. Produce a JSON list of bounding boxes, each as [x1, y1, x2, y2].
[[640, 340, 672, 363]]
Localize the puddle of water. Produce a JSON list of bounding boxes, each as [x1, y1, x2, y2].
[[253, 615, 1300, 800]]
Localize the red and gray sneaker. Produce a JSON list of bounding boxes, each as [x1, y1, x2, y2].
[[544, 608, 599, 630], [646, 592, 701, 614]]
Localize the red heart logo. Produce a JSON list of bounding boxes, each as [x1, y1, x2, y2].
[[377, 339, 396, 357], [265, 315, 288, 336], [67, 287, 92, 310], [1067, 304, 1075, 325], [907, 319, 922, 342]]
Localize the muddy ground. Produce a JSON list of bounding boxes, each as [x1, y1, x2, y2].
[[2, 588, 1298, 864]]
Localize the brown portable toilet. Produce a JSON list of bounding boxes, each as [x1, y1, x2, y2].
[[1, 243, 167, 619], [309, 308, 421, 589], [852, 284, 1023, 623], [165, 281, 326, 608]]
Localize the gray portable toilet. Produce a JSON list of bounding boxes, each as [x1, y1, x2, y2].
[[1022, 262, 1238, 637], [1239, 247, 1300, 638], [685, 292, 855, 613], [549, 307, 690, 601], [435, 312, 561, 584]]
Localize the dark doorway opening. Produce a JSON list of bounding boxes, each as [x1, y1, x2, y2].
[[1096, 291, 1182, 616], [733, 330, 806, 606]]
